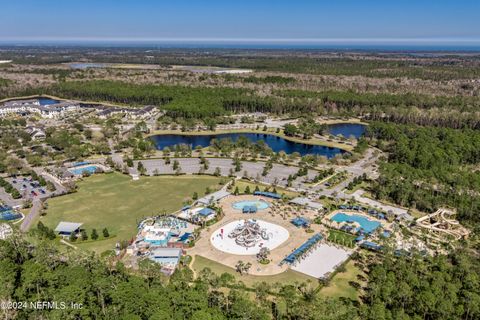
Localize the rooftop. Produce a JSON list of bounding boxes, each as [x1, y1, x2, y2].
[[197, 190, 230, 205], [290, 197, 323, 210], [54, 221, 83, 233]]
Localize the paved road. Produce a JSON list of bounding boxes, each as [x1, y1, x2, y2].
[[312, 148, 381, 196], [20, 199, 42, 232]]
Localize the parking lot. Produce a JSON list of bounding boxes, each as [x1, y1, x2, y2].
[[6, 176, 53, 201], [135, 158, 318, 189]]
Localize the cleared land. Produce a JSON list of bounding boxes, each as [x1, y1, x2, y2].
[[41, 173, 222, 253]]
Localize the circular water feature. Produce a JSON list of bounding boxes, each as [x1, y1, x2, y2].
[[232, 199, 270, 211], [211, 219, 289, 255]]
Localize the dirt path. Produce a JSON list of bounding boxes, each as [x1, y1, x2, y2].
[[189, 254, 198, 279]]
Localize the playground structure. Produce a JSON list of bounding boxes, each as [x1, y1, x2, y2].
[[228, 219, 270, 248], [416, 208, 470, 242], [210, 219, 290, 255]]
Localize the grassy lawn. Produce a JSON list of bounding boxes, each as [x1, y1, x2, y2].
[[319, 259, 364, 300], [192, 255, 317, 288], [344, 181, 369, 195], [234, 179, 299, 199], [327, 229, 357, 248], [41, 173, 222, 253]]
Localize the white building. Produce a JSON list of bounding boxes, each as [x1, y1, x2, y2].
[[0, 99, 80, 119]]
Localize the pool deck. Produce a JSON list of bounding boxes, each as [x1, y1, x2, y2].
[[187, 194, 326, 276], [291, 243, 352, 278], [324, 210, 389, 232]]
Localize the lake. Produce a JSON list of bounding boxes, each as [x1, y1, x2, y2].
[[149, 133, 347, 158], [327, 123, 366, 139]]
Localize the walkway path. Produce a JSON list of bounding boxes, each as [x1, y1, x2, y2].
[[20, 199, 42, 232], [60, 239, 78, 249]]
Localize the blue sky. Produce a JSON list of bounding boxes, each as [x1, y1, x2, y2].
[[1, 0, 479, 43]]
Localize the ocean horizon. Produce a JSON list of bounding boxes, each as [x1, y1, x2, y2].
[[1, 40, 480, 52]]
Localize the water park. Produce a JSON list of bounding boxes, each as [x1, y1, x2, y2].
[[415, 208, 470, 242], [210, 219, 289, 255], [232, 199, 270, 213], [324, 210, 386, 236], [126, 215, 196, 275], [189, 193, 332, 276], [0, 205, 22, 221]]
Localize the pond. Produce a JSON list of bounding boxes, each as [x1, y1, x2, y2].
[[327, 123, 366, 139], [149, 133, 347, 158], [69, 63, 107, 69], [38, 97, 60, 105]]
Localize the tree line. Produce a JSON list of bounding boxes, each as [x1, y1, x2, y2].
[[365, 122, 480, 227], [1, 235, 478, 319]]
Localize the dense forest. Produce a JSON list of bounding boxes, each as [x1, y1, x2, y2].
[[12, 80, 477, 129], [1, 236, 478, 319], [366, 122, 480, 228], [360, 249, 480, 320], [0, 77, 11, 87], [41, 81, 250, 119], [2, 47, 480, 81]]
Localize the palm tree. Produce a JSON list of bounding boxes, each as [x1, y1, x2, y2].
[[235, 260, 245, 275]]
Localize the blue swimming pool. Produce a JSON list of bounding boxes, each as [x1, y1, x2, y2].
[[233, 200, 270, 211], [0, 211, 22, 221], [331, 212, 381, 234], [68, 165, 98, 176]]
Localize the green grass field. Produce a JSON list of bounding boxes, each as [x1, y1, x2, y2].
[[327, 229, 357, 248], [234, 179, 300, 199], [319, 259, 364, 300], [192, 255, 317, 288], [41, 173, 222, 253]]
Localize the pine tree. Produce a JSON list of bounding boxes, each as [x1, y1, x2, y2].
[[91, 229, 99, 240]]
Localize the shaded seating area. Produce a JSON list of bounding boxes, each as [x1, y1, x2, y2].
[[360, 241, 382, 251], [282, 233, 323, 265], [198, 207, 215, 217], [54, 221, 83, 237], [355, 235, 365, 242], [291, 216, 310, 228], [177, 232, 192, 243], [254, 191, 281, 199], [242, 205, 258, 214]]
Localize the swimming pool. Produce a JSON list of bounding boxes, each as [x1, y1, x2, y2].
[[232, 200, 270, 211], [331, 212, 381, 234], [68, 165, 98, 176], [0, 211, 22, 221]]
